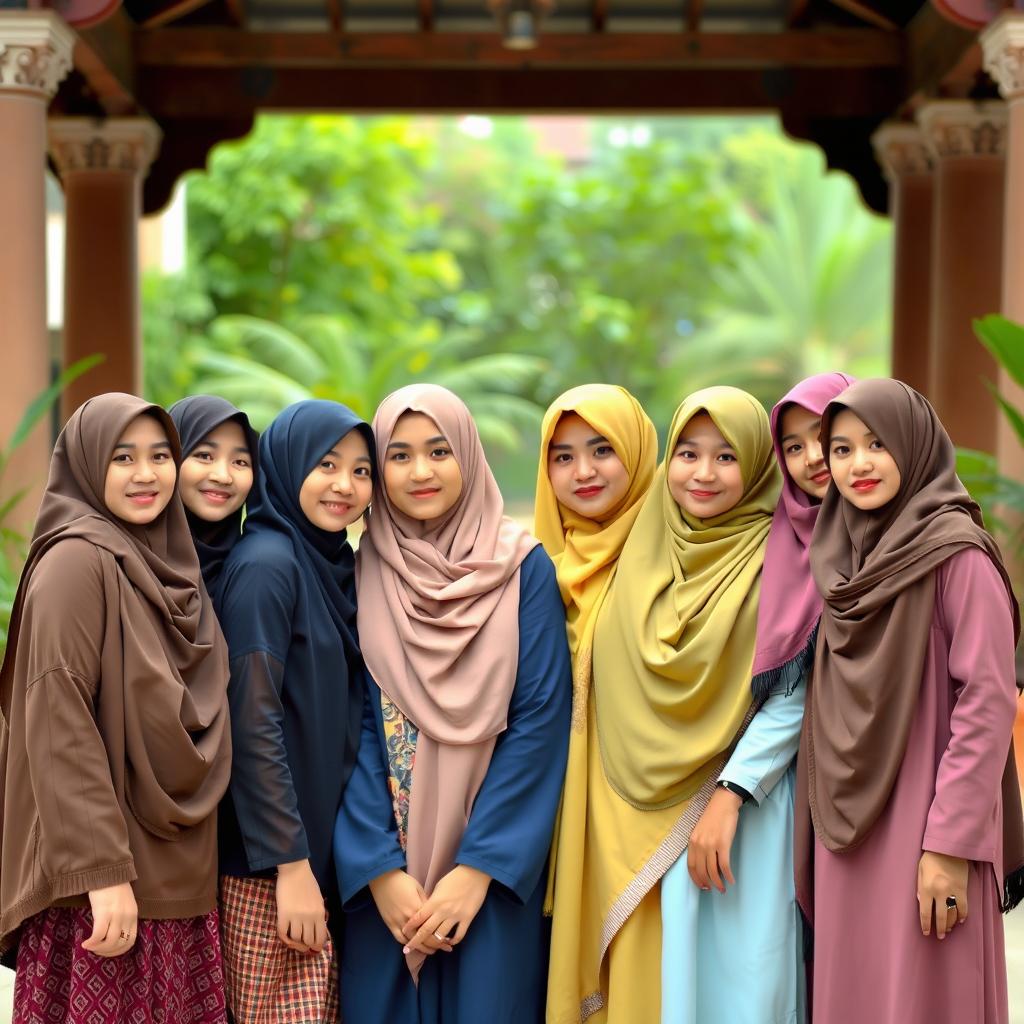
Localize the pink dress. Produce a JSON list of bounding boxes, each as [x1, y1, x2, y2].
[[811, 548, 1019, 1023]]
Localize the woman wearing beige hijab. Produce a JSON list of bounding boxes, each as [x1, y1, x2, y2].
[[334, 383, 571, 1023], [0, 393, 231, 1024]]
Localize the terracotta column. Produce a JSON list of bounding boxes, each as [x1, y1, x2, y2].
[[49, 118, 162, 421], [0, 12, 74, 530], [982, 15, 1024, 541], [917, 100, 1005, 454], [871, 123, 935, 399]]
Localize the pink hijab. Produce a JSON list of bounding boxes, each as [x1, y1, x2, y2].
[[751, 372, 856, 701], [356, 384, 538, 978]]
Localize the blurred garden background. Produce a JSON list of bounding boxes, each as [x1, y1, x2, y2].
[[140, 113, 893, 500]]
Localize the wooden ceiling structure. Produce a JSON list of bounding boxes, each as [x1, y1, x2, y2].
[[56, 0, 987, 214]]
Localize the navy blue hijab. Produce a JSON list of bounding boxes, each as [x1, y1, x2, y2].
[[215, 400, 375, 887], [168, 395, 259, 601]]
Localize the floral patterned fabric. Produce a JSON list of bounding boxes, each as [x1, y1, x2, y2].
[[381, 694, 418, 851]]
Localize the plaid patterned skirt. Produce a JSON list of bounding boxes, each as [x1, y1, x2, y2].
[[219, 875, 339, 1024], [13, 905, 226, 1024]]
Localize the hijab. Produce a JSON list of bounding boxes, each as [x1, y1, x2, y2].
[[168, 395, 259, 600], [804, 379, 1022, 885], [357, 384, 538, 976], [751, 372, 856, 702], [533, 384, 658, 726], [0, 393, 230, 839], [593, 386, 780, 810]]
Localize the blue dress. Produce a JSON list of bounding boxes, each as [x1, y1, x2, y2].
[[661, 675, 808, 1024], [334, 546, 572, 1024]]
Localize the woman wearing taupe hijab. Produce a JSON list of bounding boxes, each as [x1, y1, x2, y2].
[[0, 394, 231, 1023], [797, 378, 1023, 1024]]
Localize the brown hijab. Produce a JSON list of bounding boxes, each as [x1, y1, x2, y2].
[[800, 380, 1022, 902], [1, 393, 231, 839]]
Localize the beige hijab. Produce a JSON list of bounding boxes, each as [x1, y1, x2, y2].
[[356, 384, 538, 975]]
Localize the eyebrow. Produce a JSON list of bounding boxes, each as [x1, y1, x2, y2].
[[830, 431, 876, 443], [386, 436, 448, 451], [780, 422, 821, 443], [676, 437, 734, 450], [114, 441, 173, 451], [194, 437, 251, 454], [549, 434, 609, 452]]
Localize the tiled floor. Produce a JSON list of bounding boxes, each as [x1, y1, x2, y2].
[[0, 918, 1022, 1023]]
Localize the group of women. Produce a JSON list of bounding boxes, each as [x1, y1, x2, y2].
[[0, 372, 1019, 1024]]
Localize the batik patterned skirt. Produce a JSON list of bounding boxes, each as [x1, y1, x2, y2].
[[219, 875, 339, 1024], [13, 904, 226, 1024]]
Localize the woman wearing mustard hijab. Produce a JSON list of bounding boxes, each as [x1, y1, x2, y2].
[[533, 384, 658, 1024], [589, 386, 803, 1024]]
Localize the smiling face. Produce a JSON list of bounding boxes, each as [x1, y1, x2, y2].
[[779, 403, 832, 501], [547, 412, 630, 521], [383, 411, 464, 522], [103, 413, 178, 525], [177, 419, 254, 522], [828, 408, 902, 511], [297, 428, 374, 532], [667, 412, 744, 519]]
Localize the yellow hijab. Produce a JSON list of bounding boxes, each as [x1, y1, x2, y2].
[[534, 384, 658, 682], [593, 385, 780, 810]]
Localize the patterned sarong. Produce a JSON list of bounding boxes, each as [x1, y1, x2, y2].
[[13, 905, 226, 1023], [219, 875, 339, 1024]]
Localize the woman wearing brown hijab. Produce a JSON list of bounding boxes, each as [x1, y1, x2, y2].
[[798, 378, 1023, 1024], [0, 394, 232, 1024]]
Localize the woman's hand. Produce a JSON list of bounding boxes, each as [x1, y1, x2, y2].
[[368, 869, 430, 948], [687, 786, 743, 893], [401, 865, 491, 955], [276, 859, 327, 954], [83, 882, 138, 957], [917, 851, 969, 940]]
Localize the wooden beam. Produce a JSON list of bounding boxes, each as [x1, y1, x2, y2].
[[135, 28, 904, 70], [686, 0, 702, 32], [591, 0, 607, 32], [827, 0, 898, 31], [905, 0, 975, 98], [139, 0, 217, 28], [418, 0, 434, 31], [75, 8, 138, 115], [223, 0, 246, 26], [137, 64, 904, 118], [786, 0, 811, 27], [326, 0, 343, 31]]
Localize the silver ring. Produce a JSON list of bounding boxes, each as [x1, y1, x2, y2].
[[945, 896, 957, 909], [433, 930, 446, 941]]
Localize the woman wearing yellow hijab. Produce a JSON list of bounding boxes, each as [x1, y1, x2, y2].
[[589, 386, 802, 1023], [534, 384, 658, 1024]]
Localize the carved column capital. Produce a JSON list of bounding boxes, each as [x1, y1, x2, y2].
[[871, 122, 933, 180], [0, 11, 75, 101], [981, 12, 1024, 103], [49, 118, 163, 178], [916, 100, 1007, 161]]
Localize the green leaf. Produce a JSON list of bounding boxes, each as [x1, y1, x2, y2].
[[7, 354, 105, 452], [973, 315, 1024, 388]]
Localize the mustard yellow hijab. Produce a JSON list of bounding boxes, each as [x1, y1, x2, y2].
[[593, 385, 781, 810], [534, 384, 658, 704]]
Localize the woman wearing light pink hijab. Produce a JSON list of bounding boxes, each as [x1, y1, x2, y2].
[[334, 383, 572, 1024]]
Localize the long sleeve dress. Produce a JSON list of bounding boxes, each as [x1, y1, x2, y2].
[[661, 674, 808, 1024], [810, 547, 1019, 1024], [334, 546, 572, 1024]]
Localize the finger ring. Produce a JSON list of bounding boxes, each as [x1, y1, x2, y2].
[[433, 930, 447, 941], [945, 896, 957, 909]]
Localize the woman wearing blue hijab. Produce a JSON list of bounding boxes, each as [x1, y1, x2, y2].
[[215, 399, 375, 1024]]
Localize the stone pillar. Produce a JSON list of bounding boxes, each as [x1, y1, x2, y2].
[[871, 123, 935, 399], [0, 12, 74, 531], [917, 101, 1005, 454], [49, 118, 162, 421]]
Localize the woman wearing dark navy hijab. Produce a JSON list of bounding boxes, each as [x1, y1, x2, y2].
[[215, 399, 375, 1024], [168, 395, 259, 602]]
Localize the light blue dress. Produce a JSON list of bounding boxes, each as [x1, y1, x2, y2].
[[661, 675, 808, 1024]]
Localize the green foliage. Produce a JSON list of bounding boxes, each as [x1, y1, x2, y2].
[[143, 114, 894, 493]]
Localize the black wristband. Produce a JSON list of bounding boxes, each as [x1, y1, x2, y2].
[[717, 779, 753, 804]]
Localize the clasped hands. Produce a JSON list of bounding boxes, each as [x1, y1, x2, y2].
[[369, 864, 492, 957]]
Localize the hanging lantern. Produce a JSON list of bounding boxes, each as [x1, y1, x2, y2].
[[488, 0, 555, 50]]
